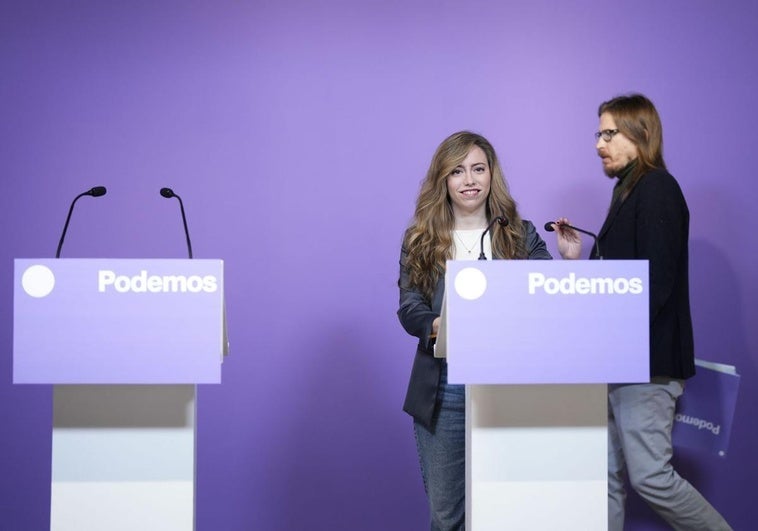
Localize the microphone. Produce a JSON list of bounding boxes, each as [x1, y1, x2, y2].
[[160, 187, 193, 259], [544, 221, 602, 259], [478, 216, 509, 260], [55, 186, 108, 258]]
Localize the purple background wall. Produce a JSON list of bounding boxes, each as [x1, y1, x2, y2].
[[1, 1, 755, 529]]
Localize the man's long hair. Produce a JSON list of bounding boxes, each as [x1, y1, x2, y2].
[[402, 131, 527, 301], [599, 94, 666, 201]]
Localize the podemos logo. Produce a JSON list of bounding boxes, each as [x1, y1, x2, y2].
[[675, 414, 721, 435], [98, 270, 218, 293], [528, 272, 643, 295], [22, 265, 56, 297]]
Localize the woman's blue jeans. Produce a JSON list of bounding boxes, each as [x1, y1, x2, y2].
[[413, 367, 465, 531]]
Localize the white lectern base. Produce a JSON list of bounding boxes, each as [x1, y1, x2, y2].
[[51, 385, 196, 531], [466, 384, 608, 531]]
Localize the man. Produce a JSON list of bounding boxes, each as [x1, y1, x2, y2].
[[553, 94, 731, 530]]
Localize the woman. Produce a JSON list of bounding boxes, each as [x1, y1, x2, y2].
[[397, 131, 551, 529]]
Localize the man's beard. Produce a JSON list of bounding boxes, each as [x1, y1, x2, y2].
[[602, 165, 619, 178]]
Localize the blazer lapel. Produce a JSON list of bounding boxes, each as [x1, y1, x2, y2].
[[598, 198, 624, 240]]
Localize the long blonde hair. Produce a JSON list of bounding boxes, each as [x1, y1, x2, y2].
[[402, 131, 527, 301]]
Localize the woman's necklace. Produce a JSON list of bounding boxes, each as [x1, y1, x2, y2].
[[454, 230, 479, 255]]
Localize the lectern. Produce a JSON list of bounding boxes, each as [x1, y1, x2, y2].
[[13, 258, 226, 531], [445, 260, 649, 530]]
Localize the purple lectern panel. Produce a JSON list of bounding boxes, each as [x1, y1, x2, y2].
[[446, 260, 649, 385], [13, 259, 224, 384]]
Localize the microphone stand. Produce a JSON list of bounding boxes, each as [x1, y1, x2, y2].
[[160, 188, 193, 259], [544, 221, 602, 259], [478, 216, 509, 260], [56, 187, 107, 258]]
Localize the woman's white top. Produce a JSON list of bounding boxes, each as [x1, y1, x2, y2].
[[453, 229, 491, 260]]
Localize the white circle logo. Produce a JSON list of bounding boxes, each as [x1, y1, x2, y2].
[[454, 267, 487, 300], [22, 265, 56, 298]]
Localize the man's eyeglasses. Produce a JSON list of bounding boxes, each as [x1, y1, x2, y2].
[[595, 129, 620, 142]]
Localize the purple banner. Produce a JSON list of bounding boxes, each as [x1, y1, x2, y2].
[[673, 360, 740, 457], [13, 259, 224, 384], [446, 260, 649, 384]]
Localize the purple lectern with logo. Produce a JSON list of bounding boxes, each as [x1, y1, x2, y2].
[[444, 260, 649, 530], [13, 259, 227, 531]]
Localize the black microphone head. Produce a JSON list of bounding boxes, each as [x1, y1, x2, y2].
[[496, 216, 509, 228], [88, 186, 107, 197], [544, 221, 556, 232], [160, 187, 175, 198]]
